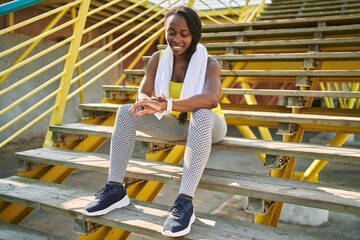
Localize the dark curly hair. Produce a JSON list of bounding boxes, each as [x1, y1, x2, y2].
[[165, 5, 202, 62]]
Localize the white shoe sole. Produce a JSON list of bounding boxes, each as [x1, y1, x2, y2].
[[82, 195, 130, 216], [161, 212, 196, 237]]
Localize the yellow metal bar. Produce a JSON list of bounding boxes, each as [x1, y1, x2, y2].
[[0, 72, 62, 116], [216, 0, 241, 17], [348, 82, 359, 108], [6, 12, 14, 32], [77, 7, 166, 66], [108, 34, 159, 88], [199, 0, 237, 23], [0, 88, 59, 133], [239, 82, 272, 141], [0, 0, 79, 35], [187, 0, 195, 7], [71, 7, 85, 104], [300, 133, 351, 182], [68, 26, 165, 100], [0, 55, 68, 96], [44, 0, 91, 147], [0, 101, 57, 148], [0, 37, 71, 78], [197, 9, 222, 24], [0, 9, 71, 84], [83, 0, 147, 35]]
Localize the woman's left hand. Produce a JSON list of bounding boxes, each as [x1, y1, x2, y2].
[[129, 99, 165, 117]]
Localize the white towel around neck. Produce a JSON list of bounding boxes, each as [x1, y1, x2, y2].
[[154, 43, 208, 119]]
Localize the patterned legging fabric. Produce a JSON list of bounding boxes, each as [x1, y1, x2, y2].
[[108, 104, 227, 197]]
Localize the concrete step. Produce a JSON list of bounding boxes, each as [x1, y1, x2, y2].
[[49, 122, 360, 164], [0, 221, 66, 240], [0, 176, 318, 240]]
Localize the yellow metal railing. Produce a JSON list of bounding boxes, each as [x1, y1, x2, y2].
[[0, 0, 265, 149]]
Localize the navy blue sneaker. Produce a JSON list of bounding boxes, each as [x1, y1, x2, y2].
[[83, 183, 130, 216], [162, 195, 196, 237]]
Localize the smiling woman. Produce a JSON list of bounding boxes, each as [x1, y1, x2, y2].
[[82, 5, 227, 238]]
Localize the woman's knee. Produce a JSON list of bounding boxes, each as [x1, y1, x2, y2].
[[116, 104, 133, 121], [190, 109, 214, 126]]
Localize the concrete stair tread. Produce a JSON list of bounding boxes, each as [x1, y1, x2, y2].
[[0, 176, 317, 240], [103, 85, 360, 98], [0, 221, 66, 240], [15, 147, 360, 215], [49, 123, 360, 164]]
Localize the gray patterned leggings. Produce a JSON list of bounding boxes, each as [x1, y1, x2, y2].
[[108, 104, 227, 197]]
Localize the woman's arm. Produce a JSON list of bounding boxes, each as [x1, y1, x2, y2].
[[136, 51, 160, 101], [131, 56, 221, 116]]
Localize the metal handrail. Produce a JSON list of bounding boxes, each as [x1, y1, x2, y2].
[[0, 0, 43, 16], [0, 0, 265, 149]]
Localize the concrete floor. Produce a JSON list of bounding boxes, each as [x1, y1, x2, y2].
[[0, 131, 359, 239]]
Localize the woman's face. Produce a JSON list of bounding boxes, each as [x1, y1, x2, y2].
[[165, 14, 192, 57]]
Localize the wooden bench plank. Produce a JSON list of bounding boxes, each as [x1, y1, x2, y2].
[[78, 103, 360, 133], [263, 3, 360, 16], [103, 85, 360, 98], [0, 221, 66, 240], [78, 102, 360, 129], [202, 15, 360, 32], [125, 69, 360, 78], [258, 9, 360, 21], [15, 148, 360, 215], [201, 25, 360, 40], [157, 37, 360, 50], [143, 52, 360, 64], [0, 176, 317, 240], [49, 123, 360, 164]]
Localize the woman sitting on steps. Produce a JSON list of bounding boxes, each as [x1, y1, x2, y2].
[[83, 4, 227, 237]]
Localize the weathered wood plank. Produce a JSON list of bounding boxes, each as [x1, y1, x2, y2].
[[0, 221, 66, 240], [201, 25, 360, 40], [48, 123, 360, 164], [103, 85, 360, 99], [125, 69, 360, 78], [15, 148, 360, 215], [0, 176, 316, 240], [202, 14, 360, 32], [258, 10, 360, 21], [79, 102, 360, 131], [263, 3, 360, 16], [157, 38, 360, 50]]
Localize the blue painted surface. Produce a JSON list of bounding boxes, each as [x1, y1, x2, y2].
[[0, 0, 44, 16]]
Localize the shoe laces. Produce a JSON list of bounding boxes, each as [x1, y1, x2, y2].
[[94, 185, 119, 200], [169, 200, 188, 217]]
